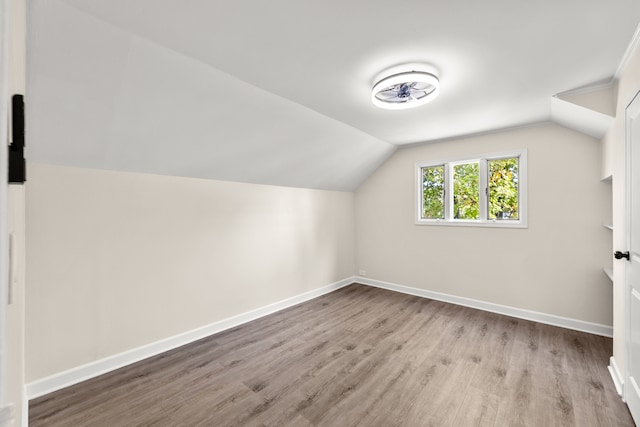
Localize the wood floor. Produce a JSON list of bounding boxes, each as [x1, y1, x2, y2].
[[30, 284, 634, 426]]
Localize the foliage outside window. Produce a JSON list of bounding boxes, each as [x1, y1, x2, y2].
[[416, 150, 527, 228], [422, 165, 445, 219], [453, 162, 480, 220], [488, 157, 519, 220]]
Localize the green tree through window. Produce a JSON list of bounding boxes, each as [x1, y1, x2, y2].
[[453, 162, 479, 219], [488, 158, 519, 220], [422, 165, 445, 219]]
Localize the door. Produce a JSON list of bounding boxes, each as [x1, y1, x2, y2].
[[0, 0, 11, 422], [626, 90, 640, 424]]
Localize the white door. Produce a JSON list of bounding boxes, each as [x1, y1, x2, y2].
[[626, 90, 640, 424], [0, 0, 10, 421]]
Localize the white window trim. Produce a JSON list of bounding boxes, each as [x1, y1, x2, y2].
[[415, 149, 528, 228]]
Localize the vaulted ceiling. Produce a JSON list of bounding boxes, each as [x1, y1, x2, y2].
[[27, 0, 640, 190]]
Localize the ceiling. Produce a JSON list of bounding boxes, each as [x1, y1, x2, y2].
[[27, 0, 640, 190]]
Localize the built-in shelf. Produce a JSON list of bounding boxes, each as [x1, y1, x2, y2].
[[604, 267, 614, 282], [602, 173, 613, 284]]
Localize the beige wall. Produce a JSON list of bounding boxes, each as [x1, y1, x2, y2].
[[355, 123, 612, 325], [25, 164, 355, 381], [603, 36, 640, 379]]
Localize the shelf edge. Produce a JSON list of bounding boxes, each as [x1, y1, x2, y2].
[[604, 267, 614, 282]]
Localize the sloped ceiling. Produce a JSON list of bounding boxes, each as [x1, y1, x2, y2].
[[27, 0, 640, 190]]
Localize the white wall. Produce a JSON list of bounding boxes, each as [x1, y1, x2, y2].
[[602, 32, 640, 380], [355, 123, 612, 325], [25, 164, 355, 382], [27, 0, 396, 192]]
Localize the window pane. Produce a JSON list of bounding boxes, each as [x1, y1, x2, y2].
[[453, 162, 480, 219], [422, 165, 444, 219], [488, 157, 519, 220]]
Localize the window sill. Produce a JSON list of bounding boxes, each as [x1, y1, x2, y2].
[[415, 219, 527, 229]]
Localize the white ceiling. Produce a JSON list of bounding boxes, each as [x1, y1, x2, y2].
[[27, 0, 640, 190]]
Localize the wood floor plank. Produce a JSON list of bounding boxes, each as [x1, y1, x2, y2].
[[30, 284, 634, 426], [452, 386, 500, 427]]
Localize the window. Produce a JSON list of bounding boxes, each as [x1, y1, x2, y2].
[[453, 161, 480, 220], [415, 150, 527, 228], [421, 165, 445, 219]]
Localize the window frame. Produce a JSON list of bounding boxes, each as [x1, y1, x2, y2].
[[415, 149, 527, 228]]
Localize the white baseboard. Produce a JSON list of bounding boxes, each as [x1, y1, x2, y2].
[[25, 276, 355, 400], [609, 356, 625, 398], [356, 277, 614, 338], [0, 404, 14, 427], [26, 275, 614, 401], [21, 387, 28, 427]]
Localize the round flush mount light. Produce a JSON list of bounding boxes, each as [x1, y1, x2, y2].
[[371, 70, 440, 110]]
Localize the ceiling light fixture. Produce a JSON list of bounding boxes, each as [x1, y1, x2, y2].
[[371, 70, 439, 110]]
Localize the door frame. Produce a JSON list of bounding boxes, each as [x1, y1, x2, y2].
[[625, 89, 640, 421]]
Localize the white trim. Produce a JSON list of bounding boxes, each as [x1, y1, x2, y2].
[[554, 81, 616, 99], [445, 162, 453, 220], [607, 356, 624, 400], [412, 218, 527, 229], [615, 20, 640, 80], [21, 387, 27, 427], [625, 91, 640, 421], [355, 277, 613, 337], [609, 356, 625, 398], [25, 277, 355, 400], [479, 159, 488, 221], [604, 267, 614, 282], [0, 404, 14, 425], [631, 377, 640, 403]]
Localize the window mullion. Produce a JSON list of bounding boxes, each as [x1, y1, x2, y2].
[[445, 163, 453, 220], [479, 159, 488, 221]]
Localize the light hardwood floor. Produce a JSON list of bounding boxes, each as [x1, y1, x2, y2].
[[30, 284, 634, 426]]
